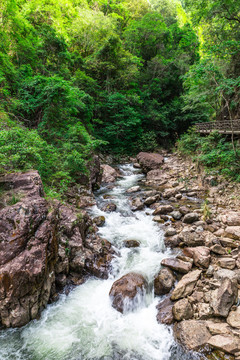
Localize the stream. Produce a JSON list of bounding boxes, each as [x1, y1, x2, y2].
[[0, 164, 202, 360]]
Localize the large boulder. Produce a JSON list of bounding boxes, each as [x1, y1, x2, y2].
[[137, 152, 164, 173], [183, 247, 211, 268], [109, 272, 147, 313], [154, 267, 175, 295], [156, 296, 174, 325], [0, 171, 58, 328], [207, 335, 240, 355], [224, 226, 240, 240], [178, 229, 205, 247], [101, 164, 119, 183], [174, 320, 211, 351], [210, 278, 237, 317], [161, 258, 192, 274], [172, 298, 193, 321], [171, 269, 202, 300]]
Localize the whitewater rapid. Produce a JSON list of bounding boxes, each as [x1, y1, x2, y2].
[[0, 164, 200, 360]]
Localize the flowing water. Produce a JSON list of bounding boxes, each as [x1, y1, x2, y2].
[[0, 164, 201, 360]]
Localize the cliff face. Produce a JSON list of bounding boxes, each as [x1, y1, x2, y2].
[[0, 165, 113, 328]]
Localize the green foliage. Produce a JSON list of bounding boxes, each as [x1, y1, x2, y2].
[[177, 129, 240, 181]]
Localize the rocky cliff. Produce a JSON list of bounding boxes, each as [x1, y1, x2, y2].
[[0, 163, 113, 328]]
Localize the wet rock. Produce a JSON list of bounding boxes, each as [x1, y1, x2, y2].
[[109, 272, 147, 313], [162, 188, 178, 199], [178, 229, 205, 247], [179, 206, 190, 215], [210, 278, 238, 317], [207, 335, 240, 355], [170, 211, 182, 220], [101, 202, 117, 213], [171, 269, 202, 300], [144, 195, 159, 206], [161, 258, 192, 274], [137, 152, 164, 173], [183, 247, 211, 268], [126, 186, 140, 193], [123, 240, 140, 248], [0, 171, 58, 328], [165, 227, 177, 237], [153, 205, 173, 215], [154, 268, 175, 295], [93, 216, 106, 227], [153, 216, 165, 224], [183, 213, 200, 224], [227, 307, 240, 329], [133, 163, 141, 169], [156, 296, 174, 325], [101, 164, 119, 183], [172, 298, 193, 321], [175, 193, 182, 200], [211, 244, 227, 255], [164, 235, 181, 248], [174, 320, 211, 351], [218, 257, 236, 270], [131, 197, 144, 211]]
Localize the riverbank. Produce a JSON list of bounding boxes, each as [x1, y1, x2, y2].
[[1, 151, 240, 359]]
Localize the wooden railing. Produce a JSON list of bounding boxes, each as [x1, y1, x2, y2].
[[195, 120, 240, 134]]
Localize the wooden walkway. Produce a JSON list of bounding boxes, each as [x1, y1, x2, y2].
[[196, 120, 240, 135]]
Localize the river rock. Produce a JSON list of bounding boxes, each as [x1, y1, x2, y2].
[[170, 211, 182, 220], [156, 296, 174, 325], [153, 205, 173, 215], [109, 272, 147, 313], [165, 227, 177, 237], [183, 213, 200, 224], [218, 257, 236, 270], [172, 298, 193, 321], [144, 195, 159, 206], [224, 226, 240, 240], [207, 335, 240, 354], [221, 212, 240, 226], [179, 206, 190, 215], [153, 216, 164, 224], [154, 268, 175, 295], [171, 269, 202, 300], [93, 216, 106, 227], [178, 229, 205, 247], [210, 278, 238, 317], [174, 320, 211, 351], [131, 197, 144, 211], [183, 247, 211, 268], [101, 164, 119, 183], [126, 186, 140, 193], [227, 307, 240, 328], [101, 202, 117, 212], [137, 152, 164, 173], [161, 258, 192, 274], [123, 240, 140, 248], [210, 244, 227, 255], [164, 235, 181, 248]]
